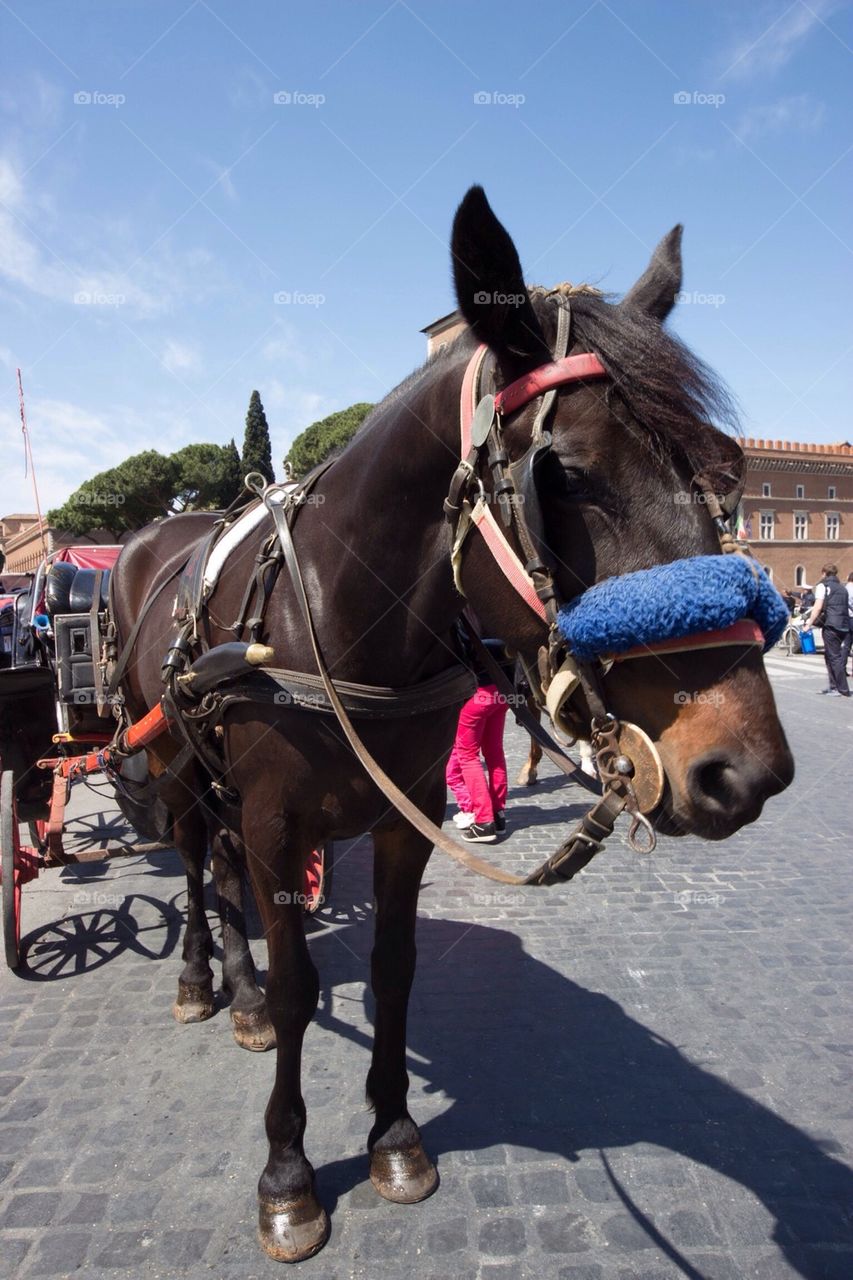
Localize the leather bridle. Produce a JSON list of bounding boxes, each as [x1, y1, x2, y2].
[[443, 300, 762, 856]]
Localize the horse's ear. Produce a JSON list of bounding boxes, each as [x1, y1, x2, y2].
[[451, 186, 549, 365], [621, 225, 683, 322]]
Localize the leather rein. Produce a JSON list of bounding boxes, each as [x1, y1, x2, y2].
[[145, 301, 758, 888]]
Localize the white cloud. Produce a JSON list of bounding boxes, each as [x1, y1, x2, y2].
[[722, 0, 844, 79], [162, 340, 202, 375], [735, 93, 827, 140]]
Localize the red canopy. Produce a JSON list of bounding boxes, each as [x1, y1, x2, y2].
[[53, 545, 123, 570]]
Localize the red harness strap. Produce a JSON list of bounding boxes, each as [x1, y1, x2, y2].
[[610, 619, 763, 663], [495, 352, 608, 418]]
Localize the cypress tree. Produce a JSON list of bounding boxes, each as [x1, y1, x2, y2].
[[224, 438, 244, 502], [242, 390, 274, 483]]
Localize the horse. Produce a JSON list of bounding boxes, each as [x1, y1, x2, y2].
[[109, 185, 793, 1262]]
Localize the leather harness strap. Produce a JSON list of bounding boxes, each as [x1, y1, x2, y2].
[[260, 484, 623, 886]]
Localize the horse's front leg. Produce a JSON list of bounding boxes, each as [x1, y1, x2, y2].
[[244, 814, 328, 1263], [209, 810, 276, 1052], [367, 822, 438, 1203]]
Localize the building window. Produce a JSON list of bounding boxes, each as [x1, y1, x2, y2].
[[795, 484, 805, 499], [826, 513, 840, 541], [795, 564, 807, 587], [759, 511, 774, 540], [794, 512, 808, 540], [761, 482, 771, 497], [828, 485, 837, 499]]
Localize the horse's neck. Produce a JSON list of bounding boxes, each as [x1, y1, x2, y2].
[[290, 355, 469, 684]]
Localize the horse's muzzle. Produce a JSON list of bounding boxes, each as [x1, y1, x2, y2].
[[683, 744, 795, 839]]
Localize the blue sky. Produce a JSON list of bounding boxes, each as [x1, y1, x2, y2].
[[1, 0, 851, 513]]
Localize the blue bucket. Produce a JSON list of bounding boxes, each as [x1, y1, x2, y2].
[[800, 629, 816, 654]]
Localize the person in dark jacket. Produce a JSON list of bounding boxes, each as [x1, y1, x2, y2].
[[804, 563, 851, 696]]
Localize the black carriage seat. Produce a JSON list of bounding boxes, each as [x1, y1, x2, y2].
[[45, 562, 111, 617]]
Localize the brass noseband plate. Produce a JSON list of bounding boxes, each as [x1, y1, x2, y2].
[[616, 721, 665, 814]]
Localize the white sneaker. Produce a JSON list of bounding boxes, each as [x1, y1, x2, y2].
[[453, 811, 475, 828]]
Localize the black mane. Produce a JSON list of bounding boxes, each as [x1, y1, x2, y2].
[[531, 289, 742, 487]]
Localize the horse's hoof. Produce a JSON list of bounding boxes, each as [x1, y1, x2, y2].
[[258, 1192, 330, 1262], [231, 1006, 276, 1052], [172, 980, 215, 1024], [369, 1142, 439, 1203]]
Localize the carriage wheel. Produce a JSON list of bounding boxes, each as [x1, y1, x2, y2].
[[303, 843, 333, 915], [28, 819, 48, 854], [1, 770, 23, 969]]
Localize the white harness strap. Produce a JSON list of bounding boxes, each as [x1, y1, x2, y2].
[[202, 488, 298, 596]]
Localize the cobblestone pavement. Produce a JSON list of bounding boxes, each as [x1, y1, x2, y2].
[[2, 650, 852, 1279]]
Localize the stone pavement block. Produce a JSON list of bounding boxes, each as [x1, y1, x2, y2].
[[0, 1190, 57, 1228], [0, 1236, 32, 1279], [477, 1215, 527, 1255], [26, 1231, 91, 1276]]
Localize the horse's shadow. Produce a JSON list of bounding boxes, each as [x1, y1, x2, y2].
[[305, 903, 853, 1279]]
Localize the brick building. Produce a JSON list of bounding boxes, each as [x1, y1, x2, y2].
[[0, 514, 114, 574], [742, 440, 853, 591]]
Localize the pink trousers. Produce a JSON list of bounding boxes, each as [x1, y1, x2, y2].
[[445, 685, 508, 824]]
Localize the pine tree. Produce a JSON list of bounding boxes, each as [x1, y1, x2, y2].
[[242, 390, 274, 483], [287, 402, 374, 478]]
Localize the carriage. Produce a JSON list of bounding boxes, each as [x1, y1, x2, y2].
[[0, 545, 139, 968], [0, 544, 331, 970]]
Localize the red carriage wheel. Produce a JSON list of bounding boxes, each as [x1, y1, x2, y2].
[[302, 843, 332, 915], [1, 770, 23, 969]]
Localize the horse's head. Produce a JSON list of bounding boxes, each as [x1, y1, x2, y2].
[[450, 186, 793, 840]]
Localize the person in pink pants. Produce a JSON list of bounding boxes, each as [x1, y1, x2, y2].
[[446, 684, 509, 842]]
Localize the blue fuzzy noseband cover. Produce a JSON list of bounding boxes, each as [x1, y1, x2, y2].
[[556, 555, 788, 661]]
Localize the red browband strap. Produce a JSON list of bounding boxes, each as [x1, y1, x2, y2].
[[495, 352, 608, 418]]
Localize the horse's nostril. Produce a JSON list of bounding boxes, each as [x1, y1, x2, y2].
[[691, 753, 743, 812]]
